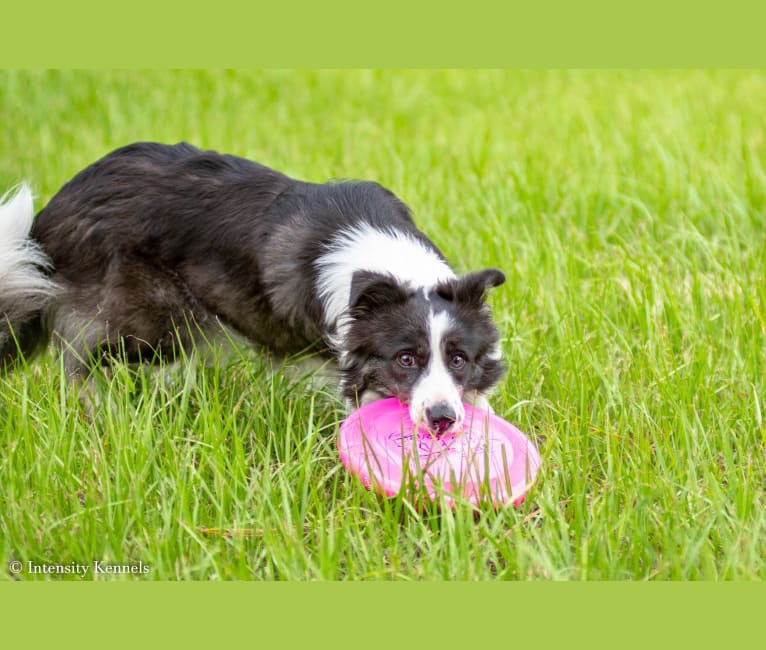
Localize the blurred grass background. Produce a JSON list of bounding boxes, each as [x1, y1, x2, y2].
[[1, 70, 764, 579]]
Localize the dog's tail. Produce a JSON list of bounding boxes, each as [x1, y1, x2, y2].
[[0, 184, 56, 365]]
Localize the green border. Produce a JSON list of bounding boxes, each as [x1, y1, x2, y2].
[[1, 583, 765, 645], [3, 2, 766, 647], [2, 1, 766, 67]]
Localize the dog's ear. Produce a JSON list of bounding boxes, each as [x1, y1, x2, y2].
[[436, 268, 505, 306], [349, 271, 409, 319]]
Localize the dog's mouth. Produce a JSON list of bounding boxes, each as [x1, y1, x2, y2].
[[408, 405, 465, 436], [369, 389, 464, 435]]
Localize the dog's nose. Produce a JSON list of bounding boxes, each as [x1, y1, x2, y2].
[[425, 403, 457, 435]]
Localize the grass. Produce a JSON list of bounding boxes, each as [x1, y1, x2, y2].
[[1, 70, 764, 580]]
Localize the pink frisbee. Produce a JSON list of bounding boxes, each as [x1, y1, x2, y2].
[[338, 398, 541, 507]]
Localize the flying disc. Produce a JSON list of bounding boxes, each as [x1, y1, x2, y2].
[[338, 398, 541, 507]]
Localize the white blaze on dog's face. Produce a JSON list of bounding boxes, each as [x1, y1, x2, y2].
[[408, 310, 464, 433]]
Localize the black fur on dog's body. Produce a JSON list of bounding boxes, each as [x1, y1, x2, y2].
[[1, 142, 505, 433]]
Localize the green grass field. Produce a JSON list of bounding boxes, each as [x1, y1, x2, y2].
[[1, 70, 764, 580]]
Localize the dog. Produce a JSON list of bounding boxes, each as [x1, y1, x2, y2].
[[0, 142, 506, 434]]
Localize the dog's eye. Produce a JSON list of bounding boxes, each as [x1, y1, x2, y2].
[[449, 353, 467, 370], [396, 352, 417, 368]]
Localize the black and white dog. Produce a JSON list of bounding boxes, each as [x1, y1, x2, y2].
[[0, 142, 505, 434]]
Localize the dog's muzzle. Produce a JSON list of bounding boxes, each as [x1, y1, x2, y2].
[[425, 403, 458, 435]]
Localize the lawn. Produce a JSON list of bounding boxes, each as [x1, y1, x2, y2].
[[1, 70, 764, 579]]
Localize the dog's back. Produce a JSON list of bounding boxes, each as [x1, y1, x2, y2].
[[32, 142, 291, 280]]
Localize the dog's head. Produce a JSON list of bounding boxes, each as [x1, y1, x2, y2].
[[339, 268, 506, 434]]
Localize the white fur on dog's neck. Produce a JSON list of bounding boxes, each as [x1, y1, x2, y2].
[[315, 223, 455, 331]]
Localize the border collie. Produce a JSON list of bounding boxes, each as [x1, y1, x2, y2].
[[0, 142, 505, 434]]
